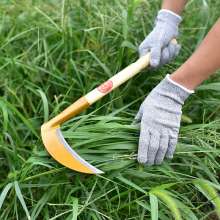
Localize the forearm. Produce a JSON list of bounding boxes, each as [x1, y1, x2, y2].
[[170, 19, 220, 90], [162, 0, 188, 15]]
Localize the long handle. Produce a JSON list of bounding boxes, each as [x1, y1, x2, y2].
[[47, 53, 150, 128], [85, 53, 150, 104]]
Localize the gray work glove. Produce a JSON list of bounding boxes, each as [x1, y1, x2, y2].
[[135, 75, 193, 165], [139, 9, 182, 68]]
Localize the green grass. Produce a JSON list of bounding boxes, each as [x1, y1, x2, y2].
[[1, 0, 220, 219]]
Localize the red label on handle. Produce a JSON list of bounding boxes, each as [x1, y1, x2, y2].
[[97, 80, 113, 93]]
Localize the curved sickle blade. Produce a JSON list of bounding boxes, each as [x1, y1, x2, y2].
[[41, 125, 103, 174], [40, 53, 153, 174]]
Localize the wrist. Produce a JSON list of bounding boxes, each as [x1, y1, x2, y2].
[[154, 75, 193, 104], [159, 9, 182, 20], [167, 74, 194, 94], [161, 0, 187, 16], [157, 9, 182, 26]]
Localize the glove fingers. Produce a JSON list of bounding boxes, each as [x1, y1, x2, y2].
[[139, 47, 150, 57], [140, 43, 179, 66], [168, 42, 176, 60], [135, 104, 144, 122], [165, 137, 178, 159], [160, 47, 170, 66], [146, 130, 160, 165], [150, 45, 162, 68], [155, 133, 169, 165], [174, 43, 181, 57], [137, 128, 150, 164], [168, 42, 181, 60], [138, 39, 150, 57], [159, 42, 181, 66]]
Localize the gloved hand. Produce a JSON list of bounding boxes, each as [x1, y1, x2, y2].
[[139, 9, 182, 68], [135, 75, 193, 165]]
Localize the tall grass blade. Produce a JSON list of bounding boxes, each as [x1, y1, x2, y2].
[[150, 193, 158, 220], [197, 82, 220, 91], [193, 179, 220, 217], [151, 189, 182, 220], [14, 181, 31, 220], [117, 175, 147, 195], [0, 183, 13, 210], [37, 89, 49, 122]]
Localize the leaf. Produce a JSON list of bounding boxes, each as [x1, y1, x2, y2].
[[150, 193, 158, 220], [121, 41, 137, 51], [37, 89, 49, 122], [101, 160, 134, 171], [193, 179, 220, 217], [0, 101, 9, 132], [0, 98, 38, 137], [117, 175, 147, 194], [181, 114, 192, 123], [0, 183, 13, 210], [31, 190, 53, 219], [71, 197, 78, 220], [122, 9, 128, 40], [197, 83, 220, 92], [151, 189, 182, 220], [14, 181, 31, 220], [175, 200, 198, 220]]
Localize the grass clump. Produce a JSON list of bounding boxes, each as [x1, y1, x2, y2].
[[1, 0, 220, 219]]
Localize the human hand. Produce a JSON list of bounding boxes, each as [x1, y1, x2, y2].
[[135, 75, 193, 165], [139, 10, 182, 68]]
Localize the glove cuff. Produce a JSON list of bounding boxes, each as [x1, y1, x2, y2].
[[154, 75, 193, 104], [166, 74, 194, 94], [156, 9, 182, 26]]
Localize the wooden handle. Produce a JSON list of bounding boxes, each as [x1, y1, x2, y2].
[[85, 53, 150, 104], [47, 38, 178, 127], [85, 39, 177, 104], [44, 97, 90, 128], [46, 54, 150, 127]]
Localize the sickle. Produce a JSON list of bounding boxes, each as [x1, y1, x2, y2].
[[41, 42, 175, 174]]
